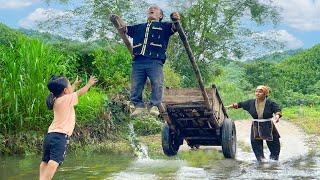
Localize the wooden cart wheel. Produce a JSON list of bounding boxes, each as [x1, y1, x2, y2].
[[161, 123, 180, 156], [221, 118, 237, 158]]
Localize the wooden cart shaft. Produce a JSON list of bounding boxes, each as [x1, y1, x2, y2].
[[173, 21, 211, 110]]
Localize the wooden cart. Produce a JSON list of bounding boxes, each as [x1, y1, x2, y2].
[[159, 86, 236, 158]]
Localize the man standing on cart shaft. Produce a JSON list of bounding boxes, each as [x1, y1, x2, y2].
[[124, 5, 180, 117]]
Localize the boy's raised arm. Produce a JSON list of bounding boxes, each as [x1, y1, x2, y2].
[[77, 76, 97, 97]]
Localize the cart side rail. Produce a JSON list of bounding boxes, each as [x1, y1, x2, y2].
[[162, 85, 228, 127]]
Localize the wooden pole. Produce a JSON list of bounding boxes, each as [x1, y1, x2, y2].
[[172, 20, 211, 110], [109, 14, 133, 55]]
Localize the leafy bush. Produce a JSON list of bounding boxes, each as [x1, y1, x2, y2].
[[76, 88, 107, 124], [275, 90, 320, 107], [92, 45, 132, 92], [163, 62, 181, 88], [0, 131, 43, 155]]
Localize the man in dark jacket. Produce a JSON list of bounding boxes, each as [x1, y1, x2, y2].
[[125, 5, 180, 117]]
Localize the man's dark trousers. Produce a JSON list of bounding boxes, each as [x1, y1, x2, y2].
[[130, 57, 164, 108]]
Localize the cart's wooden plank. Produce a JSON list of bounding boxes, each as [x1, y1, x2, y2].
[[163, 96, 205, 104], [164, 88, 214, 97], [211, 86, 226, 126], [163, 86, 228, 128], [109, 14, 133, 55], [163, 88, 218, 105], [172, 20, 211, 110]]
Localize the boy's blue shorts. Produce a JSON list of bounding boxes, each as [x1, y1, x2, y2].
[[42, 132, 69, 165]]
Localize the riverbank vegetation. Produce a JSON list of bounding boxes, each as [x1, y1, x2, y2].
[[283, 106, 320, 135]]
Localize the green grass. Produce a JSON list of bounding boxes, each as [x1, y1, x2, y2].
[[0, 35, 70, 133], [76, 88, 107, 124], [0, 29, 109, 134], [132, 116, 162, 136], [283, 105, 320, 135]]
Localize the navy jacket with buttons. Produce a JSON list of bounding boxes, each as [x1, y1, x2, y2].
[[127, 21, 176, 63]]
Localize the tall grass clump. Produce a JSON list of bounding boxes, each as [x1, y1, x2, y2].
[[0, 35, 70, 133]]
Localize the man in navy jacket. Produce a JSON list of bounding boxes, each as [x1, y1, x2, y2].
[[125, 5, 180, 117]]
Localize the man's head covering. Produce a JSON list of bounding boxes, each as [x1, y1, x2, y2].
[[256, 85, 270, 96]]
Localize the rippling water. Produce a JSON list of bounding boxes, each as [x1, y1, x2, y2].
[[1, 146, 319, 179], [1, 121, 319, 179]]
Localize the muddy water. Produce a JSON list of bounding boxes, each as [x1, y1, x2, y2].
[[1, 120, 319, 179]]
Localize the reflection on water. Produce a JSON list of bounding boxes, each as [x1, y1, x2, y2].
[[230, 154, 320, 179], [176, 166, 209, 180], [1, 128, 320, 180], [1, 149, 320, 179], [0, 153, 133, 179], [107, 149, 320, 180], [108, 159, 185, 180]]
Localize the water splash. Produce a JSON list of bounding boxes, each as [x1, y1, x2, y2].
[[128, 123, 149, 159]]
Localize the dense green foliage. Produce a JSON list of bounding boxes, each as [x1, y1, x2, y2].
[[0, 25, 106, 134], [92, 46, 132, 92], [242, 45, 320, 106], [279, 45, 320, 95]]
